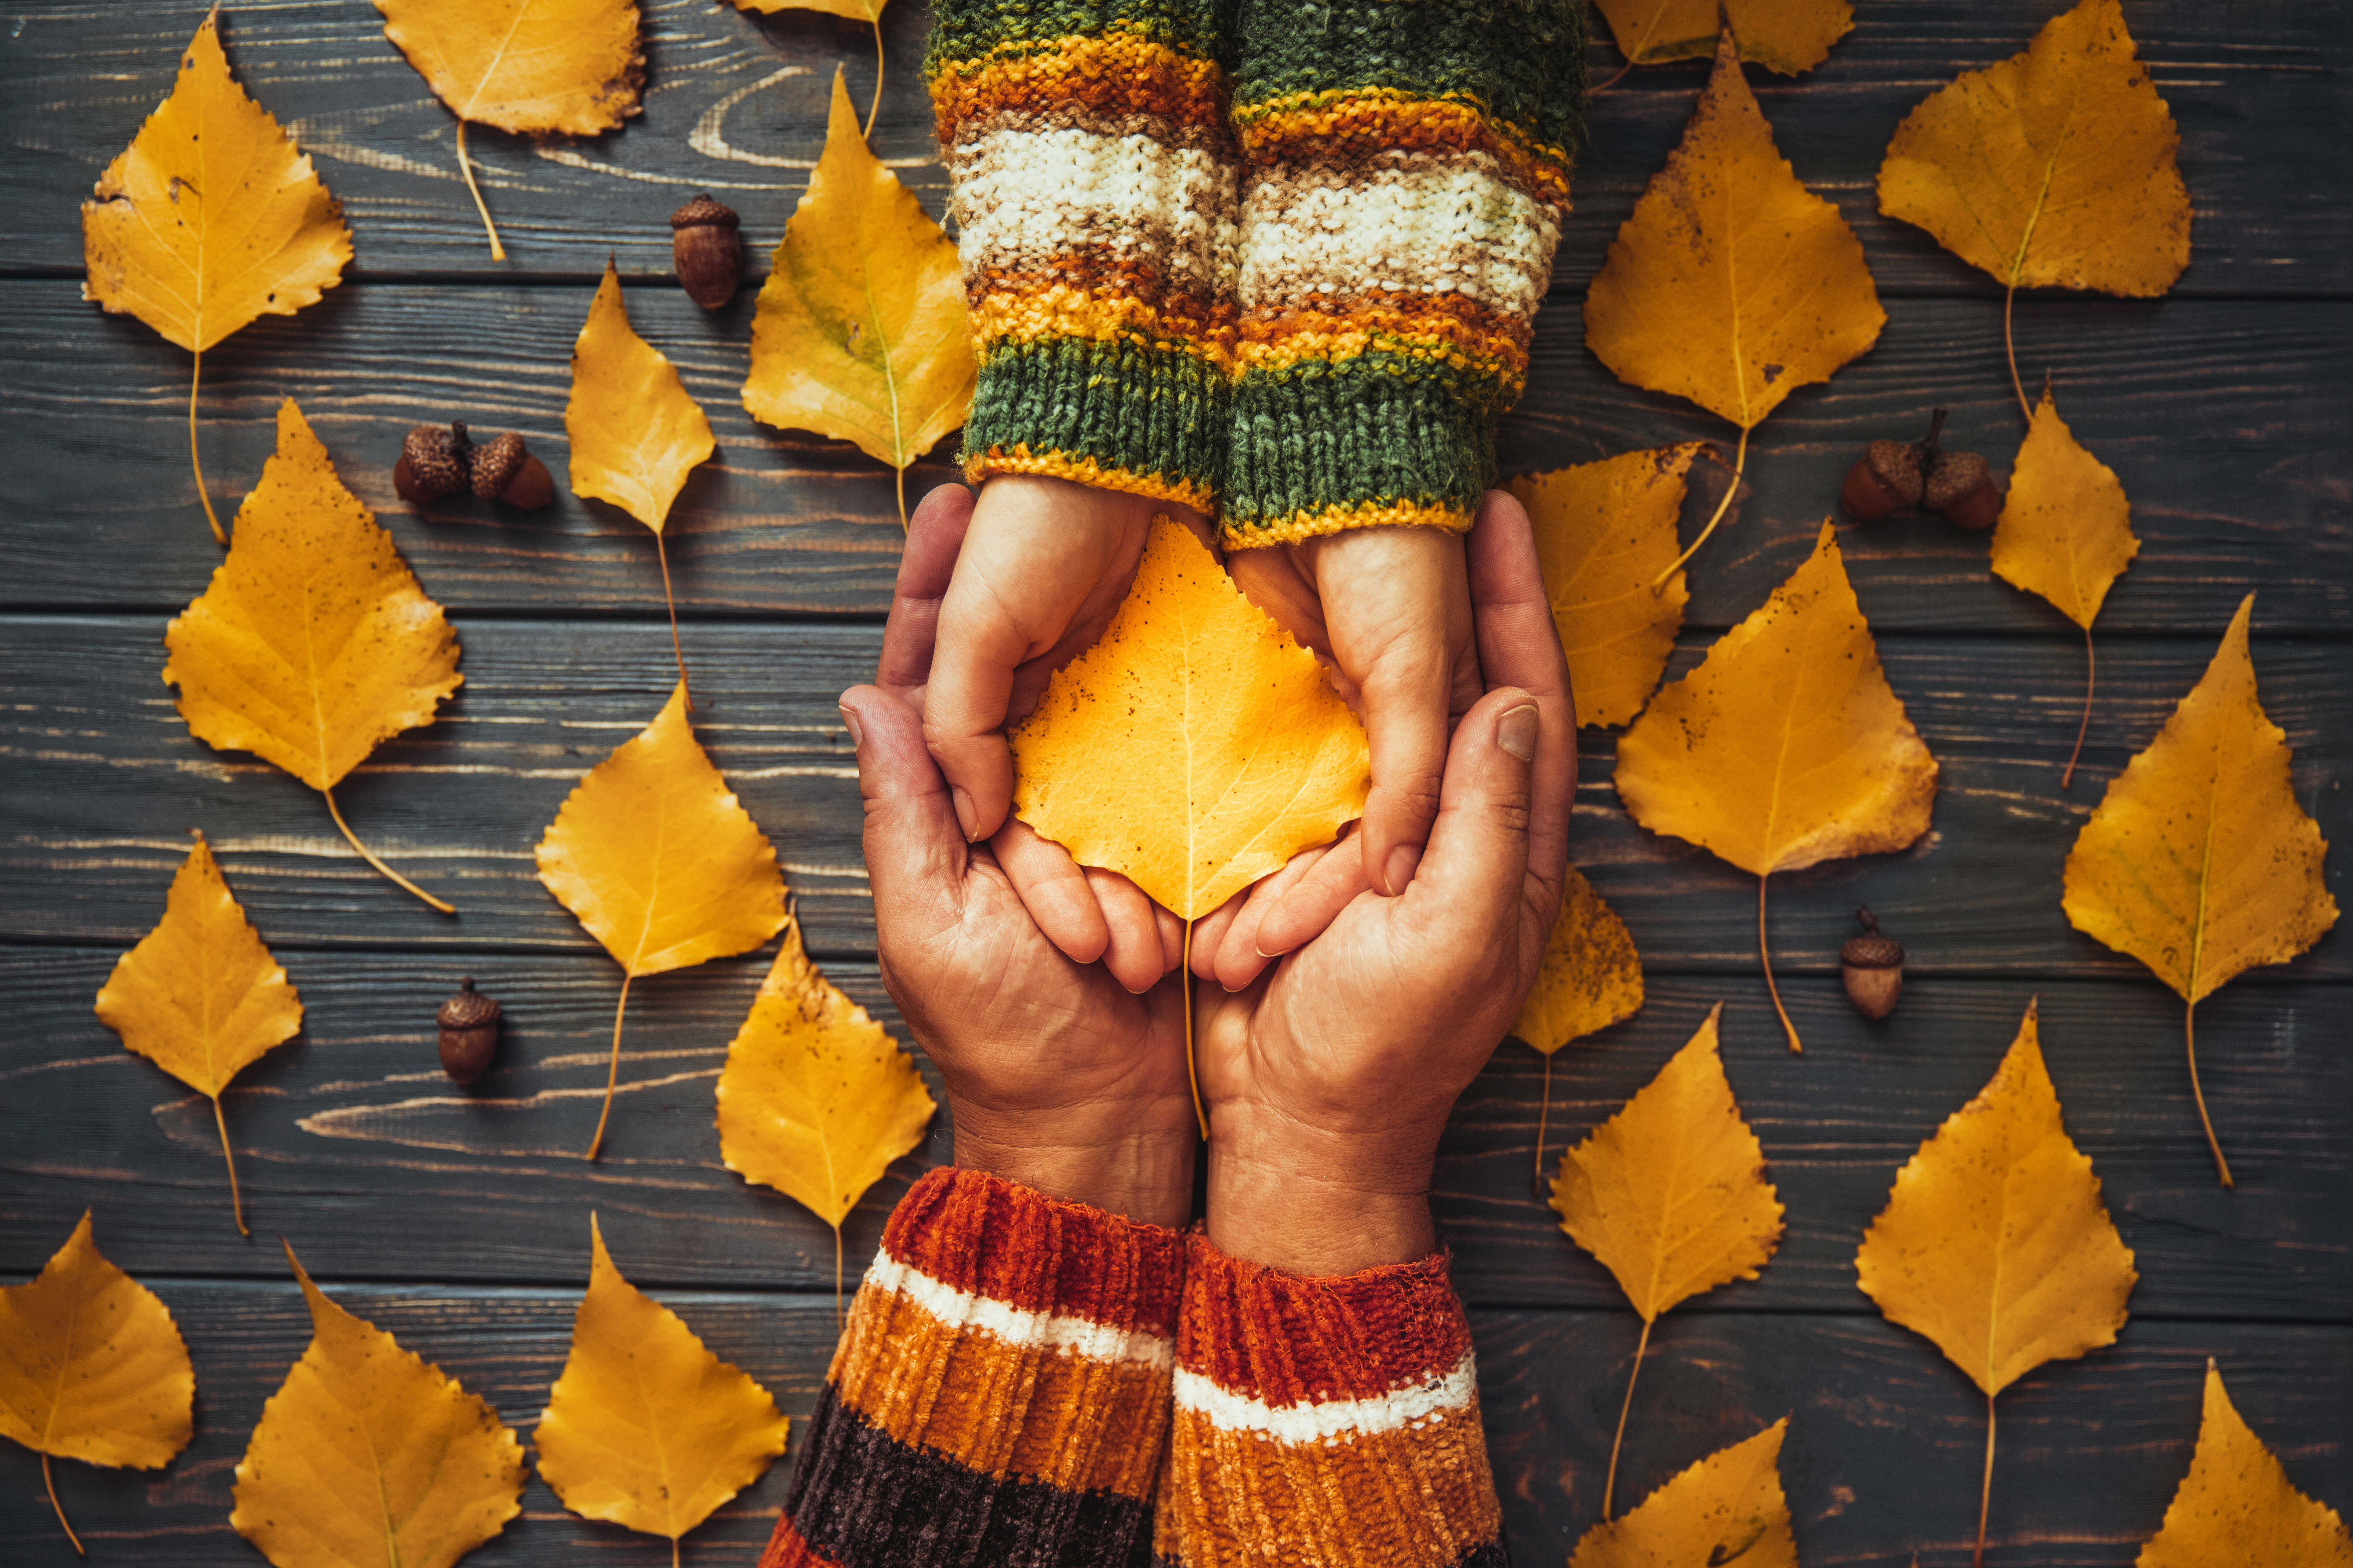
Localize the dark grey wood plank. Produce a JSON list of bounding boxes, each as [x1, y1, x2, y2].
[[1, 281, 2346, 634], [1, 616, 2343, 979], [0, 1280, 2342, 1567], [4, 943, 2345, 1320], [2, 1, 2342, 294]]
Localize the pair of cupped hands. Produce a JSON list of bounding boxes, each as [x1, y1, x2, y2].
[[842, 477, 1575, 1273]]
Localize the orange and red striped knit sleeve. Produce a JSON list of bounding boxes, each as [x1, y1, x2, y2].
[[759, 1167, 1185, 1568]]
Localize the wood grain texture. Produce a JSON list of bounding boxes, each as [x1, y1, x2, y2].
[[2, 279, 2345, 633]]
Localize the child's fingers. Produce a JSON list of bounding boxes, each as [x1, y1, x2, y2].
[[990, 818, 1111, 965], [1089, 869, 1167, 994], [1245, 839, 1370, 978], [877, 483, 974, 702]]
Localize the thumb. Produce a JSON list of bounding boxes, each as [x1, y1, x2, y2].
[[842, 685, 965, 906], [1409, 686, 1539, 925]]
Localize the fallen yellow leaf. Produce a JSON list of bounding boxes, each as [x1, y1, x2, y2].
[[1511, 445, 1701, 728], [1568, 1419, 1798, 1568], [1516, 865, 1645, 1188], [232, 1242, 525, 1568], [165, 399, 464, 914], [743, 67, 974, 527], [1584, 29, 1883, 576], [94, 832, 303, 1235], [1551, 1004, 1782, 1518], [536, 681, 789, 1159], [716, 913, 935, 1303], [1615, 522, 1938, 1051], [536, 1216, 791, 1561], [1593, 0, 1852, 75], [1009, 517, 1370, 920], [566, 256, 715, 699], [1855, 999, 2137, 1566], [2062, 594, 2338, 1186], [81, 9, 352, 543], [0, 1213, 196, 1556], [2138, 1361, 2353, 1568], [374, 0, 645, 258]]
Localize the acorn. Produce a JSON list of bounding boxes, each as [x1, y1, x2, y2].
[[671, 195, 742, 310], [1925, 448, 2002, 531], [468, 430, 555, 509], [394, 421, 475, 505], [1840, 907, 1904, 1021], [1841, 407, 1943, 522], [436, 977, 502, 1084]]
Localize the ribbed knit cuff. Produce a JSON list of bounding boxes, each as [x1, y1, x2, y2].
[[964, 336, 1228, 514], [1155, 1237, 1507, 1567], [762, 1166, 1185, 1568]]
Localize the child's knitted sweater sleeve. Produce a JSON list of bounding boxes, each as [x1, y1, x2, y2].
[[757, 1166, 1185, 1568]]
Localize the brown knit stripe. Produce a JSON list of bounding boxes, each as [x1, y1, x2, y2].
[[882, 1167, 1186, 1334], [932, 33, 1228, 150], [757, 1519, 846, 1568], [1233, 293, 1526, 379], [973, 274, 1237, 363], [1235, 91, 1572, 208], [1175, 1241, 1472, 1400], [968, 445, 1218, 515]]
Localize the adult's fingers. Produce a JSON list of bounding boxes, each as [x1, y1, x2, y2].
[[1408, 685, 1540, 937], [1466, 490, 1576, 895], [842, 684, 965, 930], [990, 817, 1110, 964], [876, 483, 975, 702]]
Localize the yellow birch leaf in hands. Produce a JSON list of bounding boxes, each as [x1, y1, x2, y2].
[[716, 914, 936, 1302], [743, 68, 974, 523], [2062, 595, 2337, 1187], [1010, 518, 1371, 919], [535, 1217, 791, 1554], [232, 1242, 525, 1568], [1511, 445, 1699, 728], [1615, 523, 1938, 1052], [374, 0, 644, 258], [1, 1213, 196, 1555], [81, 9, 353, 544], [165, 401, 463, 914], [1593, 0, 1852, 75], [1856, 999, 2137, 1565], [567, 256, 715, 699], [1584, 29, 1883, 575], [94, 833, 302, 1236], [536, 682, 789, 1159], [1550, 1004, 1782, 1519], [2138, 1361, 2353, 1568], [1568, 1420, 1798, 1567]]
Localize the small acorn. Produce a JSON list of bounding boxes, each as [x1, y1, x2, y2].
[[671, 195, 742, 310], [468, 430, 555, 509], [1841, 407, 1944, 522], [1840, 907, 1905, 1021], [1925, 448, 2002, 531], [436, 977, 502, 1084], [394, 421, 474, 505]]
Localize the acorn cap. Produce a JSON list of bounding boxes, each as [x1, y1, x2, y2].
[[671, 194, 740, 231], [395, 422, 472, 503], [437, 976, 501, 1029], [1923, 449, 1992, 510], [469, 431, 528, 500], [1864, 438, 1926, 507], [1841, 933, 1904, 969]]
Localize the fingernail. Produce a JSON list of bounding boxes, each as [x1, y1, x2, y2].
[[950, 786, 980, 841], [1383, 844, 1421, 897], [837, 705, 863, 748], [1498, 703, 1540, 761]]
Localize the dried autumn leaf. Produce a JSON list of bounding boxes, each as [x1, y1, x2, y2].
[[2138, 1361, 2353, 1568], [1010, 517, 1371, 920], [164, 399, 463, 914], [743, 67, 974, 527], [536, 1216, 791, 1560], [0, 1213, 196, 1556], [1593, 0, 1852, 75], [566, 256, 715, 699], [1550, 1004, 1783, 1518], [1568, 1419, 1797, 1568], [1516, 865, 1644, 1186], [2062, 595, 2338, 1187], [94, 832, 303, 1235], [232, 1241, 525, 1568], [716, 913, 936, 1303], [1616, 522, 1938, 1052], [374, 0, 645, 259], [81, 8, 353, 544], [1878, 0, 2190, 411], [536, 682, 789, 1159], [1855, 999, 2137, 1568], [1584, 29, 1884, 576], [1511, 445, 1700, 727]]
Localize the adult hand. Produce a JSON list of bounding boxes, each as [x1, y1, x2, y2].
[[1195, 491, 1575, 1273]]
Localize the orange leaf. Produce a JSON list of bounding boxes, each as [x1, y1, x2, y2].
[[2137, 1362, 2353, 1567], [1991, 388, 2139, 631], [94, 833, 303, 1234], [1568, 1420, 1798, 1567], [1009, 518, 1370, 919], [1593, 0, 1852, 75]]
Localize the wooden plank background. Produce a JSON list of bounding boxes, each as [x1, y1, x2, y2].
[[2, 1, 2346, 1564]]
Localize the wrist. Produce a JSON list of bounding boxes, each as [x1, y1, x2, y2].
[[1204, 1104, 1440, 1274], [950, 1107, 1196, 1231]]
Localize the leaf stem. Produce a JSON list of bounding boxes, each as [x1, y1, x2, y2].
[[190, 349, 226, 546], [2003, 282, 2030, 425], [2187, 1000, 2232, 1188], [1758, 873, 1802, 1053], [864, 16, 884, 139], [322, 786, 455, 914], [1600, 1316, 1653, 1521], [213, 1093, 249, 1237], [1532, 1050, 1553, 1199], [1973, 1393, 1996, 1568], [673, 1535, 681, 1568], [44, 1453, 86, 1557], [832, 1220, 845, 1331], [1182, 919, 1206, 1140], [894, 465, 908, 533], [2061, 623, 2095, 791], [455, 119, 506, 262], [655, 533, 692, 711], [1589, 58, 1635, 95], [585, 971, 633, 1161], [1652, 426, 1747, 590]]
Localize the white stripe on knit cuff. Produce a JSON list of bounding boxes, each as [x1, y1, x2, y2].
[[1172, 1352, 1478, 1442], [1237, 165, 1559, 317], [949, 126, 1239, 291], [863, 1252, 1177, 1372]]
